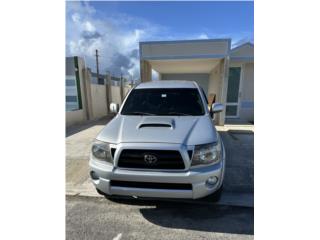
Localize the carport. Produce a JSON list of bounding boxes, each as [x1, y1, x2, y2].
[[139, 39, 231, 125]]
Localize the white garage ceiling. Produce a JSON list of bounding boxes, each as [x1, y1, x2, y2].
[[149, 58, 221, 74]]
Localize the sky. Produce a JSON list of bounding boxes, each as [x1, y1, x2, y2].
[[66, 1, 254, 81]]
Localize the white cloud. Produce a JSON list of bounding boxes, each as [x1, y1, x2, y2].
[[83, 21, 96, 32], [67, 1, 96, 15], [197, 33, 209, 39], [66, 2, 163, 81], [71, 13, 81, 23]]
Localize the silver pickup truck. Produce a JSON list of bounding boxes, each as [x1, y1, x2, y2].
[[89, 80, 225, 201]]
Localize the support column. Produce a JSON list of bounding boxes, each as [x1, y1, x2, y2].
[[218, 56, 230, 125], [105, 73, 111, 113], [140, 60, 152, 82], [82, 68, 94, 120]]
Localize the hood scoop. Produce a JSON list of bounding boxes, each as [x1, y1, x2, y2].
[[139, 123, 172, 128], [137, 117, 175, 130]]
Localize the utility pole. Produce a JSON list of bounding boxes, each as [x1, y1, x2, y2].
[[95, 49, 100, 83], [120, 72, 124, 102]]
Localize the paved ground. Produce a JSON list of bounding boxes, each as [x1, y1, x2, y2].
[[66, 116, 254, 206], [66, 195, 254, 240], [66, 116, 114, 197], [66, 116, 254, 239], [219, 126, 254, 193]]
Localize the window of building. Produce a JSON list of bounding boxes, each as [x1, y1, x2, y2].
[[66, 75, 79, 111], [66, 96, 78, 102], [66, 79, 76, 86]]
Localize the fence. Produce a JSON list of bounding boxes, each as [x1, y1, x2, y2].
[[66, 66, 133, 127]]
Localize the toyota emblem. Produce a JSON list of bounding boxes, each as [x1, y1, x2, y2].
[[144, 154, 158, 164]]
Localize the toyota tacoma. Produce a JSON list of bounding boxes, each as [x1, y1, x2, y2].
[[89, 80, 225, 200]]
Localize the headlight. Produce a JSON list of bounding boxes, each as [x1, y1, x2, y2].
[[191, 141, 221, 166], [91, 139, 113, 164]]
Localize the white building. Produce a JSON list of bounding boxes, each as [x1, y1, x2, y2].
[[139, 39, 254, 125]]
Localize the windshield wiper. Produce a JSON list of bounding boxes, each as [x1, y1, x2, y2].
[[125, 111, 156, 116], [167, 112, 192, 116]]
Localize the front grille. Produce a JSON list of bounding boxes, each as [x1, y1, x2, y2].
[[110, 180, 192, 190], [118, 149, 185, 169]]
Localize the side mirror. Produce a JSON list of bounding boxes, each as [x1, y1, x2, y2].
[[210, 103, 224, 118], [212, 103, 224, 113], [109, 103, 119, 113]]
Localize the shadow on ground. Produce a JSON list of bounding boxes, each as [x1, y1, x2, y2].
[[219, 129, 254, 193], [105, 197, 254, 235], [66, 115, 114, 137]]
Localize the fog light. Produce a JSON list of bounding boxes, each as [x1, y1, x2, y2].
[[90, 171, 99, 180], [206, 176, 218, 188]]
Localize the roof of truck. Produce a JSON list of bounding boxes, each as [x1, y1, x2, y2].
[[136, 80, 198, 89]]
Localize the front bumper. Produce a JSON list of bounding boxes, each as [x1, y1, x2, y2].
[[89, 145, 225, 199]]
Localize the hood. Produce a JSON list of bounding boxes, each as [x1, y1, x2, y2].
[[97, 115, 218, 146]]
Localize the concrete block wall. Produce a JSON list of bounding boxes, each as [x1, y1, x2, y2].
[[91, 84, 108, 120], [110, 85, 122, 105], [66, 58, 133, 127], [66, 109, 86, 127], [66, 83, 132, 127]]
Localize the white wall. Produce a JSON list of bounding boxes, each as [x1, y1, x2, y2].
[[66, 110, 86, 127], [124, 85, 132, 97], [110, 85, 122, 105], [239, 62, 254, 122], [66, 84, 133, 127], [208, 61, 223, 103], [228, 43, 254, 123], [66, 56, 134, 127], [109, 85, 132, 108], [161, 73, 209, 95], [241, 63, 254, 101], [208, 61, 225, 125], [91, 84, 108, 119]]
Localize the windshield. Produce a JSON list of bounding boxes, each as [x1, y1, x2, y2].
[[121, 88, 205, 116]]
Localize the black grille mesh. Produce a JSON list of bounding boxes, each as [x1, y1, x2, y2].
[[118, 149, 185, 169]]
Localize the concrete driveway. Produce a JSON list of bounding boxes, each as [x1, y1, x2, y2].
[[66, 116, 113, 197], [219, 125, 254, 193], [66, 115, 254, 206], [66, 195, 253, 240], [66, 116, 254, 239]]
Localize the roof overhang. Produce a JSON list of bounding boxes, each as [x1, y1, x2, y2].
[[230, 56, 254, 63], [140, 39, 230, 74], [140, 39, 231, 61], [230, 42, 254, 62]]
